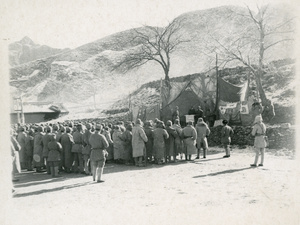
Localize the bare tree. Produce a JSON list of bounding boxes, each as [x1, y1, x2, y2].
[[114, 18, 188, 89], [205, 5, 295, 106]]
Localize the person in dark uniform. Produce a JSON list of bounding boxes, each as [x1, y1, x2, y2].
[[188, 106, 196, 115], [172, 106, 180, 123], [194, 106, 204, 125], [262, 99, 275, 123]]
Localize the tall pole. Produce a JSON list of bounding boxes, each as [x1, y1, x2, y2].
[[128, 92, 131, 121], [16, 98, 21, 124], [214, 53, 219, 119], [159, 78, 163, 120], [20, 95, 25, 124]]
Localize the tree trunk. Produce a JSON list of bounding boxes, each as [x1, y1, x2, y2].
[[161, 70, 171, 107], [164, 74, 171, 89], [256, 22, 268, 106], [164, 67, 171, 89], [254, 71, 268, 105]]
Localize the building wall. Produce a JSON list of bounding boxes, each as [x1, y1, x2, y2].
[[11, 113, 46, 124]]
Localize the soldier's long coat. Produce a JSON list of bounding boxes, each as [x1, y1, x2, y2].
[[33, 132, 44, 167], [132, 125, 148, 158], [60, 133, 74, 168], [152, 128, 169, 159]]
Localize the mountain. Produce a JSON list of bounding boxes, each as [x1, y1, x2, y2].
[[9, 36, 70, 66], [9, 4, 296, 114]]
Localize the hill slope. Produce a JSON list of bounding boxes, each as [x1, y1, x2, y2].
[[9, 4, 296, 114], [107, 59, 296, 123], [9, 37, 69, 66]]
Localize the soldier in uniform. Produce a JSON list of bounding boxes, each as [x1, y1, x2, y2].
[[89, 124, 109, 183], [72, 124, 84, 174], [221, 120, 234, 158], [182, 121, 197, 161], [82, 123, 93, 175], [195, 118, 210, 159]]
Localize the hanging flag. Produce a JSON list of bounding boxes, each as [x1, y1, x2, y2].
[[240, 101, 249, 114]]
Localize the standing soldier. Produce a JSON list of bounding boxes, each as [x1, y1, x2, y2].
[[82, 123, 93, 175], [165, 120, 178, 163], [33, 126, 44, 173], [112, 125, 124, 164], [122, 124, 133, 165], [47, 134, 62, 177], [250, 115, 267, 167], [194, 106, 204, 125], [24, 129, 34, 171], [182, 121, 197, 161], [17, 126, 27, 170], [72, 124, 84, 174], [172, 106, 180, 123], [144, 121, 154, 163], [60, 127, 74, 173], [53, 124, 62, 142], [57, 126, 65, 172], [102, 127, 114, 162], [152, 121, 169, 165], [89, 124, 109, 183], [11, 130, 21, 182], [195, 118, 210, 159], [262, 99, 275, 123], [132, 119, 148, 167], [42, 126, 53, 174], [172, 119, 184, 160], [221, 120, 234, 158]]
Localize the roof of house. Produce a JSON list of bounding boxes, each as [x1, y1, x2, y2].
[[11, 101, 69, 114]]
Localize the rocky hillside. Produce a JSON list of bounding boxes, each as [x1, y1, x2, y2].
[[9, 37, 69, 66], [107, 58, 296, 124], [9, 4, 295, 114]]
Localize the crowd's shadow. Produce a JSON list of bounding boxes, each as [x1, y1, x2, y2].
[[13, 181, 92, 198], [13, 152, 229, 191], [192, 167, 253, 178], [13, 162, 190, 198], [13, 162, 169, 188], [13, 172, 88, 188], [193, 157, 224, 163]]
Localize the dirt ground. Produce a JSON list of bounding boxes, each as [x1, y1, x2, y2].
[[5, 147, 300, 225]]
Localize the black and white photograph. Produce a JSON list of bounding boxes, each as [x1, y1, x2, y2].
[[0, 0, 299, 224]]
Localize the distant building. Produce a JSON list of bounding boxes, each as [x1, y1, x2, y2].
[[10, 101, 69, 124]]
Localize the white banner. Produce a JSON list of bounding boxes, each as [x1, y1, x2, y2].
[[185, 115, 194, 122], [240, 102, 249, 114], [219, 102, 238, 114], [225, 102, 237, 108], [214, 119, 223, 127]]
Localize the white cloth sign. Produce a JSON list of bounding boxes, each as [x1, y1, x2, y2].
[[214, 119, 223, 127], [185, 115, 194, 122], [240, 102, 249, 114], [219, 102, 238, 114], [225, 102, 237, 108]]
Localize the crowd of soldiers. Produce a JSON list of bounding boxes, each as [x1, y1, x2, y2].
[[11, 116, 235, 183]]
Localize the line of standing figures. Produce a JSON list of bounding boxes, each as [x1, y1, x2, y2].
[[11, 115, 267, 183]]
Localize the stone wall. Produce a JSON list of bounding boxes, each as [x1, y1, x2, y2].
[[207, 125, 296, 150]]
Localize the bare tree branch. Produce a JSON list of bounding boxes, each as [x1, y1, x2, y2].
[[207, 4, 294, 106], [112, 18, 189, 88], [264, 38, 294, 50]]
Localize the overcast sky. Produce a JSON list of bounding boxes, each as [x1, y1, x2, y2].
[[0, 0, 296, 49]]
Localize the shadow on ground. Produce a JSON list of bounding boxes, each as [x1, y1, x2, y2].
[[13, 181, 93, 198], [192, 167, 254, 178], [13, 152, 230, 195]]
